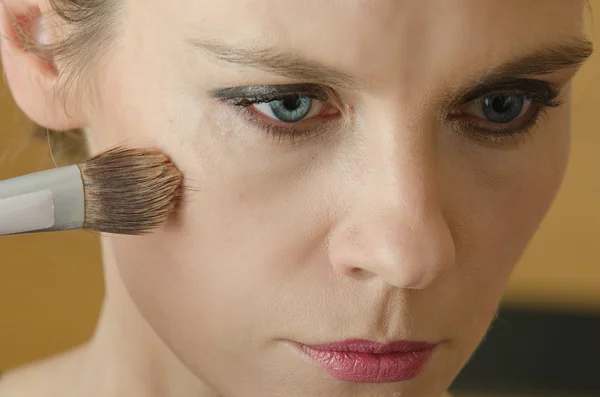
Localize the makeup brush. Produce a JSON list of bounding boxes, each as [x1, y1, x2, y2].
[[0, 146, 183, 236]]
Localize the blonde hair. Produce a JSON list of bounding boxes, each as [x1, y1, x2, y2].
[[10, 0, 118, 164]]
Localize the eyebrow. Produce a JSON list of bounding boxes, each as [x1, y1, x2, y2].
[[445, 36, 594, 107], [478, 36, 593, 81], [187, 36, 593, 90], [187, 40, 360, 89]]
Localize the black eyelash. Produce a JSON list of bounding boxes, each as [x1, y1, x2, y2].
[[452, 78, 562, 107]]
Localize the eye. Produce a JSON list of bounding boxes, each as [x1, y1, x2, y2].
[[456, 93, 532, 124], [212, 84, 344, 144], [250, 95, 335, 123], [446, 79, 563, 143]]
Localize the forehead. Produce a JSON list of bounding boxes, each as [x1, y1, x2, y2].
[[160, 0, 585, 90]]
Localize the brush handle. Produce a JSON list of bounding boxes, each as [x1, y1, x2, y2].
[[0, 165, 85, 235], [0, 190, 55, 235]]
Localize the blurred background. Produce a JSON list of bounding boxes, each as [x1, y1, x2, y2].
[[1, 6, 599, 397]]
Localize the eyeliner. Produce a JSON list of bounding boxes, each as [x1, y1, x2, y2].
[[450, 78, 561, 109], [211, 84, 330, 102]]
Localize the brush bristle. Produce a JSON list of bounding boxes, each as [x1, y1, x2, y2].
[[79, 147, 184, 235]]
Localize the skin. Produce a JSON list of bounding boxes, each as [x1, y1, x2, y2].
[[0, 0, 592, 396]]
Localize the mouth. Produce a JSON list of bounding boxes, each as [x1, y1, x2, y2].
[[293, 339, 437, 383]]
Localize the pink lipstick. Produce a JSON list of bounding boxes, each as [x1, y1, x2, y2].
[[297, 339, 435, 383]]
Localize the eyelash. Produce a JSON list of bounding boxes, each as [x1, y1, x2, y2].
[[218, 81, 562, 145]]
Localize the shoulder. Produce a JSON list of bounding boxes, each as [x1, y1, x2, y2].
[[0, 345, 87, 397], [0, 361, 60, 397], [0, 365, 44, 397]]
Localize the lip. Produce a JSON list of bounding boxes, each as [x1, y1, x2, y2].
[[295, 339, 436, 383]]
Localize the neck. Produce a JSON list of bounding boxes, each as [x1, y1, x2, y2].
[[75, 241, 217, 397]]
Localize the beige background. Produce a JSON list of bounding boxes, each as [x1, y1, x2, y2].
[[0, 9, 599, 372]]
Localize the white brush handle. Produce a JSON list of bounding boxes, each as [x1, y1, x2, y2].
[[0, 165, 85, 235], [0, 190, 55, 234]]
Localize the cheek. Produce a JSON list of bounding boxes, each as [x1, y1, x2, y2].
[[445, 107, 571, 339], [480, 120, 570, 277], [108, 170, 334, 386], [87, 42, 287, 374]]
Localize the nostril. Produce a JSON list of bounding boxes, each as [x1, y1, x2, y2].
[[342, 266, 373, 280]]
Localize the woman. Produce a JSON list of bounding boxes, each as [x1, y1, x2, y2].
[[0, 0, 593, 396]]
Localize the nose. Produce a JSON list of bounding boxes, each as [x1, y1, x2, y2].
[[327, 123, 456, 290]]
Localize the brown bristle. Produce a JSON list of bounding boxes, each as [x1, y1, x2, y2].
[[78, 146, 184, 235]]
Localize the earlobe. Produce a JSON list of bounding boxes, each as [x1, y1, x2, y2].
[[0, 0, 86, 131]]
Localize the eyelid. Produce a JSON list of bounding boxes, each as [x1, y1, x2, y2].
[[211, 84, 331, 102], [236, 105, 344, 145]]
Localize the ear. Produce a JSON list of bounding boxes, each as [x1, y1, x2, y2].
[[0, 0, 86, 131]]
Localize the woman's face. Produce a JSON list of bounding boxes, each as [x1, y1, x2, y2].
[[82, 0, 588, 396]]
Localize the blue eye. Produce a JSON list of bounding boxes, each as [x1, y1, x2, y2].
[[253, 95, 324, 123], [269, 96, 313, 122], [481, 94, 525, 123], [455, 93, 533, 129]]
